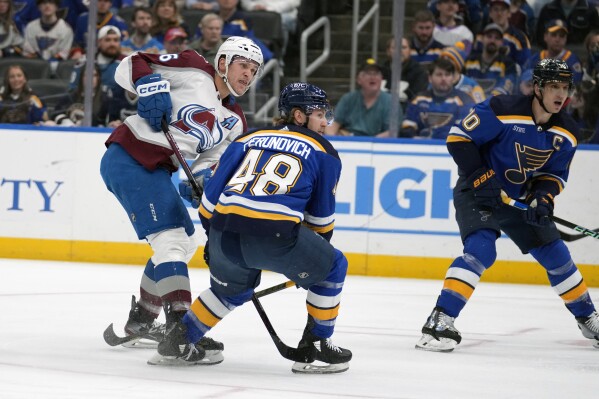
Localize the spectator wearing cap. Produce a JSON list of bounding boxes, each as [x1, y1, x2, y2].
[[536, 0, 599, 46], [401, 57, 475, 139], [121, 6, 164, 55], [474, 0, 530, 69], [439, 44, 486, 103], [189, 13, 224, 63], [464, 23, 518, 96], [524, 19, 583, 84], [22, 0, 73, 61], [517, 68, 533, 95], [433, 0, 474, 49], [326, 59, 401, 137], [163, 26, 187, 53], [72, 0, 128, 56], [410, 10, 445, 65]]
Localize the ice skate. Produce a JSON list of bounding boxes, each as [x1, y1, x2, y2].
[[415, 307, 462, 352], [147, 303, 224, 366], [292, 316, 352, 374], [123, 295, 165, 348], [576, 311, 599, 349]]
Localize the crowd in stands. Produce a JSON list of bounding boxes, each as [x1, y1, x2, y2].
[[0, 0, 597, 143]]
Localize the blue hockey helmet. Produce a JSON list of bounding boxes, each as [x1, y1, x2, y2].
[[278, 82, 334, 124]]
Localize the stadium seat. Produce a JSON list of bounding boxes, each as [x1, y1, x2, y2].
[[0, 58, 51, 80], [55, 59, 78, 81], [181, 9, 211, 37], [246, 10, 284, 60], [28, 79, 71, 117]]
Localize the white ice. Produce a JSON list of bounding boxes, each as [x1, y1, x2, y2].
[[1, 258, 598, 399]]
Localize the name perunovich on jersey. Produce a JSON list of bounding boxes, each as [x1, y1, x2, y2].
[[200, 125, 341, 240]]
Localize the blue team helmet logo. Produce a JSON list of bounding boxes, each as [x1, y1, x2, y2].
[[173, 104, 224, 153]]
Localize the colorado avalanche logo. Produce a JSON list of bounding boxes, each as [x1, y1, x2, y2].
[[173, 104, 224, 153]]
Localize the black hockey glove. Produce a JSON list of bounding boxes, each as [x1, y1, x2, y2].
[[524, 191, 554, 227], [463, 167, 503, 209]]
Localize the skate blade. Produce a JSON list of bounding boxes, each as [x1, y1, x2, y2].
[[147, 351, 224, 366], [291, 361, 349, 374], [415, 334, 456, 353], [122, 338, 158, 349]]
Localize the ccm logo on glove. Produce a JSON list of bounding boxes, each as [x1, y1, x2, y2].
[[136, 80, 170, 97], [471, 169, 496, 189]]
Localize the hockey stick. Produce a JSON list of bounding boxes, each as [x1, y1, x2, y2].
[[103, 281, 296, 347], [501, 194, 599, 241], [161, 118, 202, 193]]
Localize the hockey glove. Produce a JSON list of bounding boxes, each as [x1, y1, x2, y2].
[[524, 191, 554, 227], [178, 168, 212, 208], [135, 73, 172, 131], [463, 167, 503, 209]]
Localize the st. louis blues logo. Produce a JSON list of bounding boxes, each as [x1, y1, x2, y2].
[[172, 104, 225, 153]]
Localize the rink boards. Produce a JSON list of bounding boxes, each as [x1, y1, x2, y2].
[[1, 125, 598, 285]]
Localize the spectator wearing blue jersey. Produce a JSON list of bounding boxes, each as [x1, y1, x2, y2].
[[120, 6, 164, 55], [536, 0, 599, 46], [410, 10, 445, 66], [439, 44, 487, 104]]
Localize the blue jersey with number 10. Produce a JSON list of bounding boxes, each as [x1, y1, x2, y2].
[[199, 124, 341, 241], [447, 95, 579, 200]]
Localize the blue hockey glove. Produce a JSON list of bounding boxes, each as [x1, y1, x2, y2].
[[524, 191, 554, 227], [135, 73, 172, 131], [178, 168, 212, 208], [463, 167, 503, 209]]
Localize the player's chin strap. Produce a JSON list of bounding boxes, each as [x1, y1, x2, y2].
[[218, 65, 249, 97], [534, 86, 553, 114]]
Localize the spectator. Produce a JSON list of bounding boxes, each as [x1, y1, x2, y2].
[[150, 0, 188, 43], [325, 59, 400, 138], [410, 9, 445, 65], [0, 0, 24, 57], [440, 44, 487, 103], [524, 19, 583, 84], [400, 58, 474, 139], [163, 26, 187, 53], [536, 0, 599, 46], [509, 0, 536, 38], [189, 13, 223, 62], [464, 23, 518, 96], [121, 6, 164, 55], [567, 80, 599, 143], [518, 68, 534, 95], [239, 0, 300, 58], [185, 0, 218, 10], [72, 0, 128, 56], [428, 0, 483, 35], [0, 64, 48, 123], [475, 0, 531, 69], [583, 29, 599, 81], [433, 0, 474, 49], [382, 36, 428, 111], [22, 0, 73, 61], [216, 0, 273, 63]]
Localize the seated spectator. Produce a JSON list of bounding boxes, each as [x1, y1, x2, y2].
[[185, 0, 218, 10], [401, 58, 474, 139], [433, 0, 473, 49], [22, 0, 73, 61], [216, 0, 273, 63], [73, 0, 128, 57], [464, 23, 518, 96], [150, 0, 189, 43], [440, 44, 486, 103], [509, 0, 535, 39], [524, 19, 583, 84], [517, 68, 533, 95], [567, 80, 599, 143], [163, 26, 187, 53], [0, 64, 48, 123], [474, 0, 531, 70], [583, 30, 599, 81], [239, 0, 300, 58], [536, 0, 599, 46], [410, 9, 445, 65], [189, 13, 223, 62], [382, 36, 428, 111], [326, 59, 400, 138], [121, 6, 164, 55], [0, 0, 24, 57], [427, 0, 483, 35]]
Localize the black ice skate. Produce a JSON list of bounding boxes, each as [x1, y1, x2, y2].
[[415, 307, 462, 352], [122, 295, 165, 348], [576, 311, 599, 349], [292, 316, 352, 374], [147, 302, 224, 366]]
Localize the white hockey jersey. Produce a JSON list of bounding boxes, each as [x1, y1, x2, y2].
[[22, 18, 73, 60], [108, 50, 248, 173]]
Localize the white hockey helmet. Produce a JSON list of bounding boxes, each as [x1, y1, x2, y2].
[[215, 36, 264, 97]]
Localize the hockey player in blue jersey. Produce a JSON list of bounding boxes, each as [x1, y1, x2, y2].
[[151, 83, 353, 373], [415, 58, 599, 352]]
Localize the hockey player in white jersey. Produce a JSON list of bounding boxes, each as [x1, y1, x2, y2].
[[100, 37, 263, 362]]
